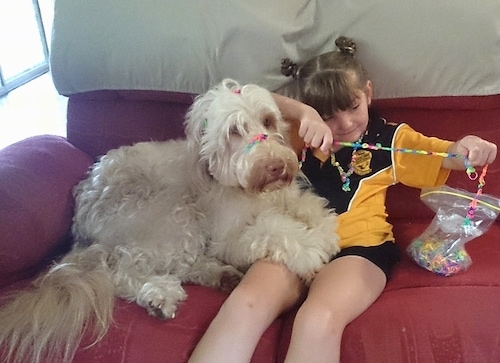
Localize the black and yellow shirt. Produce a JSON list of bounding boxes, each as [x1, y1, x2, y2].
[[298, 117, 452, 249]]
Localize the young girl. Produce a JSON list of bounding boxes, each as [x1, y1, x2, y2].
[[188, 37, 497, 363]]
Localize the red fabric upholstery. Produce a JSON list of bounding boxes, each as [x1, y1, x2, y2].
[[1, 92, 499, 362], [71, 285, 282, 363], [0, 136, 93, 287], [66, 90, 192, 159]]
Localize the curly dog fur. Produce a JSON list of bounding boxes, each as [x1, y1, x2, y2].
[[0, 79, 339, 363]]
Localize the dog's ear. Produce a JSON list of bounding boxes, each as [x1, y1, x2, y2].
[[184, 80, 235, 191], [184, 78, 242, 152], [184, 95, 209, 149], [184, 78, 240, 144], [184, 92, 212, 191]]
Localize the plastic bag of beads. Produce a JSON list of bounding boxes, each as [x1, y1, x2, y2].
[[407, 185, 500, 276]]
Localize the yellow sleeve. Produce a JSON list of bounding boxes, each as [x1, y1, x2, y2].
[[393, 124, 453, 188]]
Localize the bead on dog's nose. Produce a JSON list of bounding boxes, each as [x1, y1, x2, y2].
[[245, 134, 268, 153]]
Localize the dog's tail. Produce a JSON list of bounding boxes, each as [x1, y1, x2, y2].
[[0, 245, 115, 363]]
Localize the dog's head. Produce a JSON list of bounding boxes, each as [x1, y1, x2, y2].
[[184, 78, 300, 193]]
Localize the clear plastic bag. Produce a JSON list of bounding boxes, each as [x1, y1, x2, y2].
[[407, 185, 500, 276]]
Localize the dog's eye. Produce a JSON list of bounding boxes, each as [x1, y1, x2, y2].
[[263, 117, 274, 129]]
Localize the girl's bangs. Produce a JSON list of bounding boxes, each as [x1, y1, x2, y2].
[[301, 71, 359, 117]]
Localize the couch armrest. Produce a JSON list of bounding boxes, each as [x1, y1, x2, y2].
[[0, 135, 93, 288]]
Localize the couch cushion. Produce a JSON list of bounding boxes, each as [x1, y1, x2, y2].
[[0, 135, 93, 287], [71, 285, 282, 363], [67, 90, 191, 159]]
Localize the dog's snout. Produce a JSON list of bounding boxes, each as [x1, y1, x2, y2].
[[266, 160, 285, 177]]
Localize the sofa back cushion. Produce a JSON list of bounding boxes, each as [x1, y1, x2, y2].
[[67, 90, 191, 159], [67, 92, 500, 224]]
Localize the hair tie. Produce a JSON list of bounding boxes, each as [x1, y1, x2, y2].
[[335, 36, 357, 56], [280, 58, 300, 79]]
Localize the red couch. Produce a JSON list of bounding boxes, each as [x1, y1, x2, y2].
[[1, 90, 500, 362]]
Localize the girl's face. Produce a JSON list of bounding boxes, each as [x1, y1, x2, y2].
[[323, 81, 373, 150]]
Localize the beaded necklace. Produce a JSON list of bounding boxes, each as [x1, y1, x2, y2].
[[299, 134, 366, 192], [330, 134, 365, 192]]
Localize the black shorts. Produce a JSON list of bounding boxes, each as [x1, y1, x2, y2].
[[331, 241, 401, 280]]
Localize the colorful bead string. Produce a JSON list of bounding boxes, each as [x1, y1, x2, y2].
[[331, 140, 482, 187], [331, 138, 364, 192], [245, 133, 268, 152], [334, 141, 464, 159], [299, 145, 308, 168], [463, 164, 488, 228]]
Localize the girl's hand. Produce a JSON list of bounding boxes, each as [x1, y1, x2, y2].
[[445, 135, 497, 169], [272, 93, 333, 154], [297, 105, 333, 154]]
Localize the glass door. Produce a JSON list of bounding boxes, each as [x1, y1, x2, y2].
[[0, 0, 49, 97]]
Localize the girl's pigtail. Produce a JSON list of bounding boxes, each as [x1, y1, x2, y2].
[[335, 36, 357, 56], [280, 58, 300, 79]]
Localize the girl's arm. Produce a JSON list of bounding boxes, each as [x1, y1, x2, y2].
[[272, 93, 333, 154]]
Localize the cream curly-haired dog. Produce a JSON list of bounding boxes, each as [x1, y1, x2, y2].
[[0, 79, 338, 363]]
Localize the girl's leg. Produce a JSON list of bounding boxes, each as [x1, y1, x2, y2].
[[284, 255, 387, 363], [189, 259, 304, 363]]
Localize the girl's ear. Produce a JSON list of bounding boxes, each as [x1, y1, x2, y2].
[[365, 80, 373, 106]]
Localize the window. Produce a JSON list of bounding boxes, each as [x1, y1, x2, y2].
[[0, 0, 49, 97]]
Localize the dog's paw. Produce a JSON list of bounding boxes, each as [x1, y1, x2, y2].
[[136, 277, 187, 320], [147, 298, 178, 320]]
